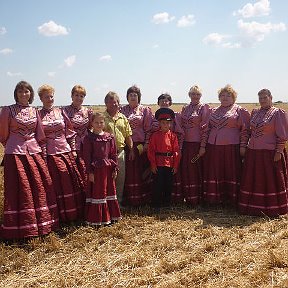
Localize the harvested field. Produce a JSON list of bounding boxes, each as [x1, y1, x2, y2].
[[0, 103, 288, 288]]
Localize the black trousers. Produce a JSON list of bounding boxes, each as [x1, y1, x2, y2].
[[152, 166, 173, 208]]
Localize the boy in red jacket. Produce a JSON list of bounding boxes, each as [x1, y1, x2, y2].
[[148, 107, 180, 209]]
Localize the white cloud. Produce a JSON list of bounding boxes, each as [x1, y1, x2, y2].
[[203, 33, 227, 45], [0, 27, 7, 35], [233, 0, 270, 18], [99, 55, 112, 61], [152, 12, 175, 24], [177, 15, 195, 28], [64, 55, 76, 67], [48, 72, 56, 77], [38, 20, 69, 36], [153, 44, 159, 49], [7, 71, 22, 77], [0, 48, 13, 55], [238, 19, 286, 43], [203, 33, 241, 48]]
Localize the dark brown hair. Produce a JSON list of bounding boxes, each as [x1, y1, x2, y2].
[[157, 93, 172, 106], [14, 81, 34, 104], [126, 85, 141, 103]]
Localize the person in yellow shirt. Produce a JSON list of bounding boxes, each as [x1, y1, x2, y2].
[[104, 91, 134, 206]]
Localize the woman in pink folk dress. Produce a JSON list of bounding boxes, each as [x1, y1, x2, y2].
[[83, 112, 121, 226], [63, 85, 93, 186], [180, 85, 210, 206], [0, 81, 59, 241], [151, 93, 184, 204], [201, 85, 250, 207], [239, 89, 288, 216], [120, 85, 153, 206], [38, 85, 84, 224]]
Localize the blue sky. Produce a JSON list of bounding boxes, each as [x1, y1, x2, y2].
[[0, 0, 287, 106]]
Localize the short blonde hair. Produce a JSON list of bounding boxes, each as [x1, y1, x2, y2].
[[218, 84, 237, 102], [189, 85, 202, 95], [38, 84, 55, 97], [71, 85, 86, 96]]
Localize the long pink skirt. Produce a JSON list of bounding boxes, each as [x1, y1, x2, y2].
[[48, 152, 85, 223], [75, 149, 87, 188], [181, 142, 202, 206], [238, 148, 288, 216], [202, 144, 242, 206], [85, 166, 112, 226], [123, 143, 151, 206], [1, 153, 59, 240], [106, 167, 121, 221]]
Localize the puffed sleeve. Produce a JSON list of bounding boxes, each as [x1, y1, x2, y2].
[[87, 107, 93, 131], [109, 134, 118, 171], [200, 106, 215, 148], [275, 109, 288, 153], [62, 108, 77, 151], [82, 134, 93, 173], [173, 112, 184, 149], [35, 109, 47, 155], [143, 106, 153, 144], [0, 106, 10, 146], [238, 107, 250, 148], [199, 104, 211, 146]]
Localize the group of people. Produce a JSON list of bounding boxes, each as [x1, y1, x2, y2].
[[0, 81, 288, 242]]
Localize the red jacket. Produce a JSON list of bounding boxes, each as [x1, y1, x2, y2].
[[148, 129, 180, 170]]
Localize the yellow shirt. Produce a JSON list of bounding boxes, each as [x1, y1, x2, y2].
[[104, 111, 132, 150]]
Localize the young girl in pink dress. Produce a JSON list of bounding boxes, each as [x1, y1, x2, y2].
[[83, 112, 121, 226], [0, 81, 58, 240], [239, 89, 288, 216], [38, 85, 84, 224]]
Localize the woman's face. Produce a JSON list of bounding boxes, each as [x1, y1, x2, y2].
[[219, 91, 234, 107], [158, 97, 171, 108], [72, 92, 85, 108], [259, 93, 272, 108], [127, 92, 139, 108], [189, 91, 201, 105], [16, 87, 31, 105], [40, 91, 54, 109]]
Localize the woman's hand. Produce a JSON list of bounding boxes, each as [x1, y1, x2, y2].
[[274, 151, 281, 162], [88, 173, 95, 183], [240, 147, 246, 158], [128, 148, 135, 161]]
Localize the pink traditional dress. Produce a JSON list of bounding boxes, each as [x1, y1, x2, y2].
[[39, 107, 85, 223], [0, 104, 59, 240], [120, 104, 153, 206], [83, 131, 121, 226], [239, 107, 288, 216], [62, 104, 93, 184], [181, 103, 210, 206], [151, 111, 184, 203], [202, 104, 250, 206]]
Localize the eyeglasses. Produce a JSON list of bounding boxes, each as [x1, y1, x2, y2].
[[190, 93, 201, 96]]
